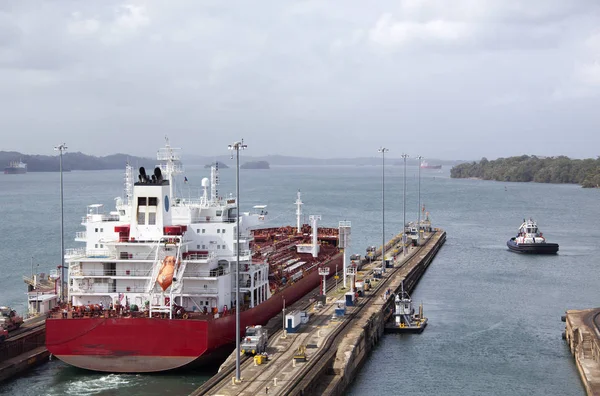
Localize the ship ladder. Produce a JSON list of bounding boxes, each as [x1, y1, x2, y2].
[[148, 241, 171, 317]]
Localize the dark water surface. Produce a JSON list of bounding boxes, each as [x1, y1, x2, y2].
[[1, 164, 594, 395]]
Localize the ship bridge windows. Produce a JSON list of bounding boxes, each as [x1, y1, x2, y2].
[[137, 196, 158, 226]]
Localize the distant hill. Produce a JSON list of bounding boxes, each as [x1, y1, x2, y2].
[[241, 161, 270, 169], [186, 154, 462, 167], [1, 149, 463, 172], [0, 151, 151, 172], [204, 161, 230, 169]]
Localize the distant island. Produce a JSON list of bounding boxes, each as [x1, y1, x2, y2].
[[204, 161, 230, 169], [0, 151, 150, 172], [451, 155, 600, 188], [241, 161, 270, 170]]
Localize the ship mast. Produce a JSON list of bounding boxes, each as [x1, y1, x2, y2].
[[295, 190, 303, 233], [157, 137, 182, 199], [124, 161, 134, 207], [211, 163, 219, 204]]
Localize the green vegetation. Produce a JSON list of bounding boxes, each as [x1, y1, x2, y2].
[[450, 155, 600, 188]]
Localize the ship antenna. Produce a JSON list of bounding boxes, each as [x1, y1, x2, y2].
[[124, 160, 133, 207], [156, 137, 182, 200], [295, 189, 303, 233], [211, 162, 219, 203]]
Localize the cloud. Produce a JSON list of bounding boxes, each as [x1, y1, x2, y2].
[[0, 0, 599, 160], [369, 14, 470, 49]]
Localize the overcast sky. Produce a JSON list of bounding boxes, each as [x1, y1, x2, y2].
[[1, 1, 599, 160]]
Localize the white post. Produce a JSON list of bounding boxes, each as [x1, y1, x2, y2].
[[310, 215, 321, 258], [295, 190, 303, 233]]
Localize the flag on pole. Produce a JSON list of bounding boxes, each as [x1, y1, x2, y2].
[[184, 177, 188, 184]]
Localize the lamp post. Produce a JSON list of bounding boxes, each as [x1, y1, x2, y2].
[[282, 296, 286, 338], [378, 147, 388, 272], [54, 143, 67, 302], [401, 153, 409, 256], [416, 156, 423, 246], [228, 139, 247, 382]]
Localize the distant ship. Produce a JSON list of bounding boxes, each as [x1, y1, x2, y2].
[[420, 161, 441, 170], [4, 160, 27, 174]]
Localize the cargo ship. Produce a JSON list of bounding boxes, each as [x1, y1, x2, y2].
[[420, 161, 441, 170], [45, 140, 343, 373], [4, 160, 27, 174]]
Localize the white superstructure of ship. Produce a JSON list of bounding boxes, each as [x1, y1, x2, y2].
[[67, 138, 270, 317]]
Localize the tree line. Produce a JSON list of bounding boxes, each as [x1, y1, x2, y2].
[[450, 155, 600, 188]]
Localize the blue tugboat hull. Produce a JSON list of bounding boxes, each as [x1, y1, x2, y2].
[[507, 239, 559, 254]]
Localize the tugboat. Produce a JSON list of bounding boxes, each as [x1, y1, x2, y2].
[[507, 218, 559, 254], [384, 283, 427, 334]]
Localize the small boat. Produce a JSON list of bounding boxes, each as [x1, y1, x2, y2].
[[420, 161, 441, 170], [4, 160, 27, 174], [384, 283, 427, 334], [507, 218, 559, 254]]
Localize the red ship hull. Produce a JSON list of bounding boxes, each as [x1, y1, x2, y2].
[[46, 253, 342, 372]]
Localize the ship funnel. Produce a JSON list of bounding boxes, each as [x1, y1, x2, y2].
[[154, 167, 163, 182], [139, 167, 147, 183]]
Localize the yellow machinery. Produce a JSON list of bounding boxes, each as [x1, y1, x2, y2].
[[293, 345, 307, 362]]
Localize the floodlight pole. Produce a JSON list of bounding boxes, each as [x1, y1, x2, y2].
[[378, 147, 388, 272], [228, 139, 247, 382], [401, 154, 409, 255], [416, 156, 423, 246], [54, 143, 67, 302]]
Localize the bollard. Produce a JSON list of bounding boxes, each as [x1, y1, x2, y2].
[[274, 378, 278, 386], [318, 330, 321, 338], [293, 358, 296, 368]]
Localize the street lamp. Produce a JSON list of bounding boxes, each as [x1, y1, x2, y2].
[[378, 147, 388, 273], [228, 139, 246, 382], [416, 156, 423, 246], [54, 143, 67, 302], [401, 153, 409, 256]]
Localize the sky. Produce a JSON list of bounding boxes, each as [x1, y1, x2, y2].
[[1, 0, 599, 160]]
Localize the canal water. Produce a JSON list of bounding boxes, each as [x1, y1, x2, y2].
[[0, 162, 594, 395]]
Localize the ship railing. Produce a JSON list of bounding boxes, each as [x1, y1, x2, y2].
[[117, 251, 161, 261], [72, 269, 153, 277], [86, 248, 111, 258], [184, 253, 214, 261], [192, 217, 236, 223], [185, 268, 229, 278], [65, 248, 86, 258], [69, 285, 148, 294], [75, 231, 87, 240], [81, 214, 120, 224], [181, 287, 219, 294]]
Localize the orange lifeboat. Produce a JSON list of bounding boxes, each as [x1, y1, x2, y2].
[[157, 256, 178, 291]]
